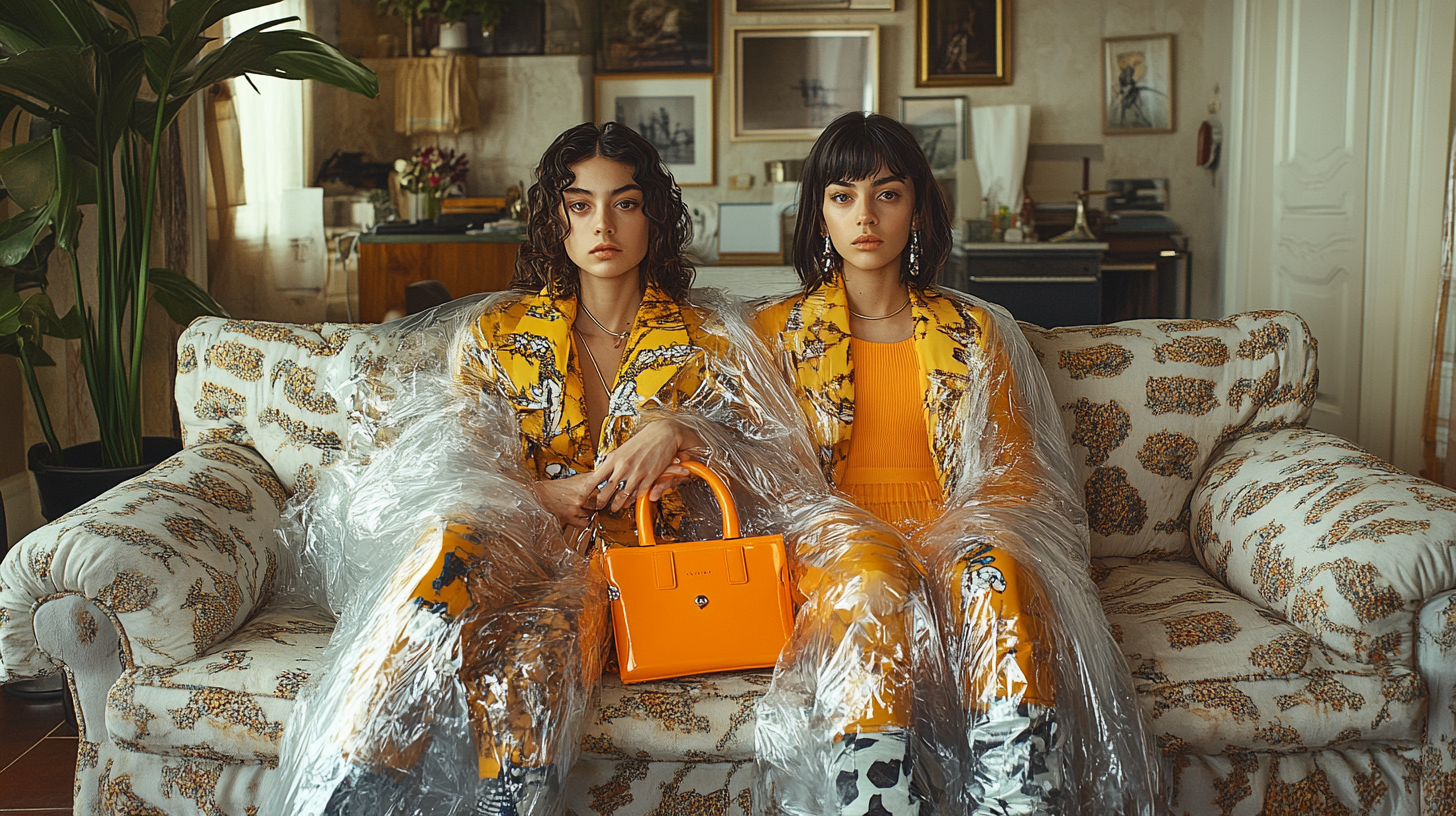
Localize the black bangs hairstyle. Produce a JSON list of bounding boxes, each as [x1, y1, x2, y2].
[[515, 121, 695, 301], [792, 112, 952, 291]]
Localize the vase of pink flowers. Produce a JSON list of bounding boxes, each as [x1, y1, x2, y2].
[[395, 146, 469, 222]]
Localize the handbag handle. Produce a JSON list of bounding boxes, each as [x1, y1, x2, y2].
[[635, 460, 741, 546]]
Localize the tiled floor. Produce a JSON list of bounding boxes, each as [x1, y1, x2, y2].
[[0, 686, 75, 814]]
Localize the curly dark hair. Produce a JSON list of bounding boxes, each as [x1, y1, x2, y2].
[[791, 112, 953, 291], [514, 122, 696, 301]]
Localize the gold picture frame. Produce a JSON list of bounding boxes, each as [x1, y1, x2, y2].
[[916, 0, 1012, 87]]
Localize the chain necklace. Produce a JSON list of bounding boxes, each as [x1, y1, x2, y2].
[[578, 302, 631, 348], [848, 298, 911, 321], [574, 329, 615, 396]]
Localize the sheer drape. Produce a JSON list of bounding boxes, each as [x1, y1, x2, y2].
[[1420, 131, 1456, 484], [207, 0, 334, 322]]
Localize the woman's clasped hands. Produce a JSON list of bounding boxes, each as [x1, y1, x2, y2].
[[532, 419, 704, 528]]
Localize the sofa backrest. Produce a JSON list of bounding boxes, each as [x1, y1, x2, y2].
[[1023, 311, 1318, 559], [175, 319, 390, 492]]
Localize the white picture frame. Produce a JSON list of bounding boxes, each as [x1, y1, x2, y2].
[[732, 26, 880, 141], [595, 74, 716, 186]]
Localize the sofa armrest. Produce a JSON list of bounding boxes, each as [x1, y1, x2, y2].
[[1191, 426, 1456, 666], [0, 442, 288, 680]]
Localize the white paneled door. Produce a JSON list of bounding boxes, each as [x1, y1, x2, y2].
[[1226, 0, 1373, 442], [1226, 0, 1456, 466]]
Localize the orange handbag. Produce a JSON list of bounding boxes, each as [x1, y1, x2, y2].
[[602, 461, 795, 684]]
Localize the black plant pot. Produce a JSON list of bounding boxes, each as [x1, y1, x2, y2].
[[28, 437, 185, 522]]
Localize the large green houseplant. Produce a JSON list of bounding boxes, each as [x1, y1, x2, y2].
[[0, 0, 379, 478]]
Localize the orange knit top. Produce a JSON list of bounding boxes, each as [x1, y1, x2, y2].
[[839, 337, 944, 532]]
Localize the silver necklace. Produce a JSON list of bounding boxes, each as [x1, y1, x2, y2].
[[574, 329, 615, 395], [849, 298, 911, 321], [578, 302, 631, 348]]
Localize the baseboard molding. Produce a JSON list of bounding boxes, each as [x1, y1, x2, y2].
[[1, 471, 43, 549]]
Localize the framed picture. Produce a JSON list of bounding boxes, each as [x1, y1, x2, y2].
[[916, 0, 1011, 87], [732, 26, 879, 141], [898, 96, 965, 177], [1102, 34, 1175, 134], [596, 74, 715, 186], [598, 0, 715, 73], [735, 0, 891, 11]]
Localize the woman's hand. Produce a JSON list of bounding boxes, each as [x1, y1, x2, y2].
[[591, 420, 704, 513], [533, 471, 601, 528]]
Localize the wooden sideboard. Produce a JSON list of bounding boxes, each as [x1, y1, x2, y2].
[[357, 232, 523, 323]]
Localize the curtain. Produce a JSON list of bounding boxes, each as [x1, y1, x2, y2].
[[1420, 130, 1456, 484], [206, 0, 335, 322]]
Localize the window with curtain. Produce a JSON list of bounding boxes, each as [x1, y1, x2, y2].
[[207, 0, 331, 320]]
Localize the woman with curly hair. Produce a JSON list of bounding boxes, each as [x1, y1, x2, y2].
[[309, 122, 724, 816]]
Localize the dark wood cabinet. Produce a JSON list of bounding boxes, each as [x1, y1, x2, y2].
[[357, 234, 522, 323]]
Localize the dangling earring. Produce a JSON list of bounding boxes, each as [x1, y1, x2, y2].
[[820, 234, 837, 274], [907, 229, 922, 278]]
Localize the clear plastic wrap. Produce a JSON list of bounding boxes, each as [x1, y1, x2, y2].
[[753, 282, 1161, 816], [267, 299, 606, 816], [268, 287, 955, 816]]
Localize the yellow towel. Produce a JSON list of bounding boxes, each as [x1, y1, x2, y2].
[[395, 56, 480, 135]]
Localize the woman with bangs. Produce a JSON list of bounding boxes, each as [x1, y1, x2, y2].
[[754, 113, 1158, 816]]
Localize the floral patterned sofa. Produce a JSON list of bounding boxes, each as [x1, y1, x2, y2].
[[1, 307, 1453, 816]]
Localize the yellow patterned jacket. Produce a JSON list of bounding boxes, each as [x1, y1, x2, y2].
[[453, 282, 732, 486], [753, 276, 1040, 505]]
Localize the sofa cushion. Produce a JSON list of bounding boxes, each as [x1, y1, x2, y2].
[[1094, 557, 1424, 755], [1192, 425, 1456, 668], [1022, 312, 1317, 558], [580, 671, 772, 763], [107, 604, 335, 762]]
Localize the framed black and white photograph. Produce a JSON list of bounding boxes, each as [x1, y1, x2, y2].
[[598, 0, 715, 73], [898, 96, 965, 177], [732, 26, 879, 141], [735, 0, 891, 11], [1103, 34, 1174, 134], [916, 0, 1011, 87], [596, 74, 715, 185]]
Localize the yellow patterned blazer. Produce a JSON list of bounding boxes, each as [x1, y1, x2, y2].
[[753, 276, 1040, 505], [453, 282, 733, 487]]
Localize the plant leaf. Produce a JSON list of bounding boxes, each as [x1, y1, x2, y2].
[[92, 0, 140, 37], [22, 340, 56, 366], [0, 46, 98, 131], [50, 129, 80, 254], [0, 0, 111, 50], [0, 137, 55, 210], [5, 232, 56, 289], [149, 267, 230, 324], [0, 208, 48, 267], [22, 291, 69, 337], [183, 25, 378, 98], [0, 271, 21, 333], [95, 39, 144, 150], [56, 302, 82, 338]]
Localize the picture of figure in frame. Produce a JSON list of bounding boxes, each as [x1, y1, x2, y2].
[[599, 0, 715, 73]]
